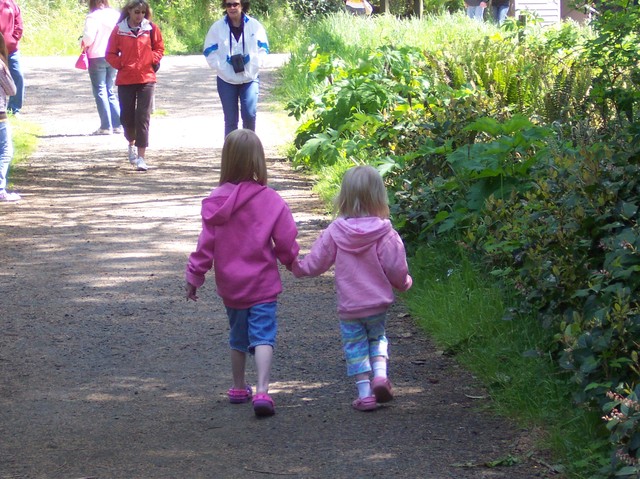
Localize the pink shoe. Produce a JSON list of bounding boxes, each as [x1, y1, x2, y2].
[[228, 385, 252, 404], [252, 392, 275, 417], [372, 377, 394, 403], [352, 396, 377, 412]]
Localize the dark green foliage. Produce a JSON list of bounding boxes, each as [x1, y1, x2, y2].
[[386, 0, 463, 16], [584, 0, 640, 126], [248, 0, 271, 15], [287, 0, 344, 18]]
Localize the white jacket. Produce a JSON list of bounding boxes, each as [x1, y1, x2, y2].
[[203, 14, 268, 85], [81, 7, 120, 59]]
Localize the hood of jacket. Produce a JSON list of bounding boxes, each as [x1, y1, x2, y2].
[[329, 216, 392, 254], [201, 181, 266, 225], [116, 17, 152, 37]]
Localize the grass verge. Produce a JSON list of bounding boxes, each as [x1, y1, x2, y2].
[[404, 242, 609, 477], [8, 116, 41, 189]]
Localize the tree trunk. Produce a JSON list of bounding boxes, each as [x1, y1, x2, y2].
[[413, 0, 423, 18], [381, 0, 390, 13]]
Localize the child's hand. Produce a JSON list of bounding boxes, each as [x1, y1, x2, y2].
[[185, 282, 198, 301]]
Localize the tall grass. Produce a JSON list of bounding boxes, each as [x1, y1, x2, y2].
[[21, 0, 87, 56], [19, 1, 300, 56], [275, 11, 493, 103], [406, 243, 608, 476]]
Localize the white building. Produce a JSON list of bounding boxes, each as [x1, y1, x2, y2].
[[514, 0, 588, 25]]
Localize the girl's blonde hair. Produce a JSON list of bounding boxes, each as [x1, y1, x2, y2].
[[219, 129, 267, 185], [336, 165, 390, 218]]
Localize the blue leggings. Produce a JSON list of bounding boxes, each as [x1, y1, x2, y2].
[[340, 313, 389, 376]]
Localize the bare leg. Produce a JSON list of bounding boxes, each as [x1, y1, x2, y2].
[[230, 349, 246, 390], [254, 345, 273, 394], [137, 146, 146, 158]]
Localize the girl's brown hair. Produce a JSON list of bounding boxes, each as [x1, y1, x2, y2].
[[336, 165, 390, 219], [119, 0, 153, 22], [219, 129, 267, 185]]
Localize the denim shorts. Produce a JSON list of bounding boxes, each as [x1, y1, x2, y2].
[[340, 312, 389, 376], [226, 302, 277, 354]]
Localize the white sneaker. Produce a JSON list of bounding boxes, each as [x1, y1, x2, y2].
[[128, 145, 137, 164], [135, 157, 148, 171], [112, 127, 123, 134], [92, 128, 111, 135], [0, 190, 21, 201]]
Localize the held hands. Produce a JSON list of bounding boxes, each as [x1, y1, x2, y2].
[[185, 282, 198, 301]]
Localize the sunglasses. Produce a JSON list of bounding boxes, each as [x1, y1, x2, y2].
[[225, 2, 240, 7]]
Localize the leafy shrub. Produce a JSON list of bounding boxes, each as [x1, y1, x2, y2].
[[287, 0, 344, 18], [602, 386, 640, 477]]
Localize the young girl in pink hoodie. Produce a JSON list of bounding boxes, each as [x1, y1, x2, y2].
[[185, 129, 299, 417], [292, 165, 412, 412]]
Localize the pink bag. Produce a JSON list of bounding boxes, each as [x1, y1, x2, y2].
[[75, 50, 88, 70]]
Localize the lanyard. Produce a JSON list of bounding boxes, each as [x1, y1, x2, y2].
[[229, 16, 245, 56]]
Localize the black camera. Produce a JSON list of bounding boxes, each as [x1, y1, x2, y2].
[[230, 54, 245, 73]]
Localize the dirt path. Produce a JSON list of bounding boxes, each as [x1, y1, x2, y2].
[[0, 55, 551, 479]]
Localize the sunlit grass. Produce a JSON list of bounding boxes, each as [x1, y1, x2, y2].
[[307, 157, 355, 210], [8, 116, 40, 190], [21, 0, 87, 56]]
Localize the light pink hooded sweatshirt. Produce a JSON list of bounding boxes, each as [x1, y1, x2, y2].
[[292, 217, 412, 319], [186, 181, 299, 309]]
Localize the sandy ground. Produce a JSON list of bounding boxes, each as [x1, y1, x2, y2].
[[0, 55, 555, 479]]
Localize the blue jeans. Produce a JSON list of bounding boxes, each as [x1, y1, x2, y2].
[[7, 51, 24, 114], [467, 5, 485, 21], [88, 57, 121, 130], [226, 302, 277, 354], [216, 76, 259, 137], [0, 121, 14, 192], [345, 5, 366, 15], [492, 4, 509, 24]]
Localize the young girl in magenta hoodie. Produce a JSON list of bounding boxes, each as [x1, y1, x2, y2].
[[292, 165, 412, 412], [185, 129, 299, 417]]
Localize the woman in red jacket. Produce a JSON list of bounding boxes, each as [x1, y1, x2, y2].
[[106, 0, 164, 172]]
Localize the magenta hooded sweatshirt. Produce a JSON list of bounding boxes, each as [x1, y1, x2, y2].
[[292, 217, 412, 319], [186, 181, 299, 309]]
